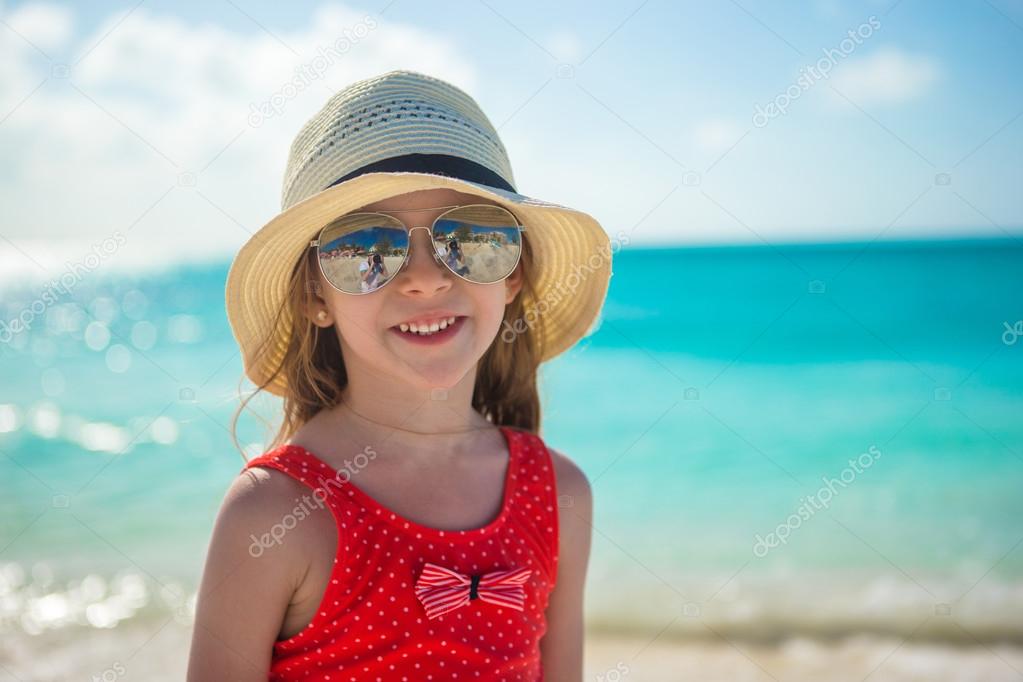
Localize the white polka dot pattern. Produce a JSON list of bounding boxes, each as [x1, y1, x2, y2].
[[240, 425, 560, 681]]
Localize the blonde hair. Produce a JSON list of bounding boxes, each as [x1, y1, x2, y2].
[[230, 236, 545, 458]]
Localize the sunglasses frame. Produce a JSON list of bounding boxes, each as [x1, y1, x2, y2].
[[308, 203, 528, 295]]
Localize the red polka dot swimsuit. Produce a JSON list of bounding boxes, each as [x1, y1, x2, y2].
[[241, 425, 560, 681]]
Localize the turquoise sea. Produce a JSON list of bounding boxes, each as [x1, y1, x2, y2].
[[1, 237, 1022, 674]]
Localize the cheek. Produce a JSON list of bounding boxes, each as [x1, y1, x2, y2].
[[471, 288, 511, 337], [329, 296, 383, 347]]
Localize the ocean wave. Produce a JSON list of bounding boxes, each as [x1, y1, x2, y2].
[[4, 560, 1022, 645], [583, 570, 1023, 645]]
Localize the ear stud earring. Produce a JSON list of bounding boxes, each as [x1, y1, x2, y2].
[[316, 310, 328, 322]]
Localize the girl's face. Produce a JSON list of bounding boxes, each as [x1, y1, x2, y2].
[[309, 188, 524, 390]]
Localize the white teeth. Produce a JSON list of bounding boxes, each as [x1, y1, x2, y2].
[[397, 316, 459, 336]]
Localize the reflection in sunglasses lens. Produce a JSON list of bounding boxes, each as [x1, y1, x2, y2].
[[431, 206, 522, 284], [315, 206, 522, 293], [316, 214, 408, 294]]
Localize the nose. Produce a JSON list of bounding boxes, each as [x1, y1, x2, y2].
[[392, 226, 452, 295]]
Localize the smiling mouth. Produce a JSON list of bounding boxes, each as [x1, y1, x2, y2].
[[392, 316, 463, 336], [390, 315, 468, 343]]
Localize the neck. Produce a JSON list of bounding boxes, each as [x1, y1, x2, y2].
[[333, 370, 493, 449]]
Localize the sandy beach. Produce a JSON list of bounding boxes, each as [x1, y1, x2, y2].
[[583, 632, 1023, 681], [4, 619, 1022, 681]]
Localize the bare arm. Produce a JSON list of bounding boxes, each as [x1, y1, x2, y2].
[[540, 448, 593, 681], [187, 468, 311, 681]]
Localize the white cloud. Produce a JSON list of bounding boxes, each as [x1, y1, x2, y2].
[[6, 1, 74, 51], [827, 46, 940, 107], [693, 119, 744, 153], [0, 2, 478, 283], [545, 30, 583, 64]]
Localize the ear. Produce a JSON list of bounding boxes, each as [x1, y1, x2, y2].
[[304, 271, 332, 327], [305, 301, 332, 327], [504, 261, 524, 304]]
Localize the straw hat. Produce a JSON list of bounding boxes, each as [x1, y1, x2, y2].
[[225, 69, 613, 397]]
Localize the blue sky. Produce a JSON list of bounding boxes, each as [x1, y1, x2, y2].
[[1, 0, 1021, 278]]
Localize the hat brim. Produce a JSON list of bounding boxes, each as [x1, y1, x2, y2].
[[225, 171, 613, 397]]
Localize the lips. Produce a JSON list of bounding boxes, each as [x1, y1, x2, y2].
[[389, 315, 467, 345], [392, 315, 463, 335]]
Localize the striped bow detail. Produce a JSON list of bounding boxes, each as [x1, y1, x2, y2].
[[414, 562, 532, 620]]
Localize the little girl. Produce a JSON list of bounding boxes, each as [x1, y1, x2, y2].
[[188, 70, 613, 681]]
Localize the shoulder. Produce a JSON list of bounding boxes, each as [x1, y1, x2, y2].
[[226, 459, 318, 525], [542, 443, 594, 572], [189, 461, 332, 673], [211, 460, 332, 569], [545, 445, 593, 514], [201, 459, 339, 600], [538, 444, 592, 643]]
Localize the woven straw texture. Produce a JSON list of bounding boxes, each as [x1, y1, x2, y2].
[[225, 70, 612, 397], [282, 70, 515, 210]]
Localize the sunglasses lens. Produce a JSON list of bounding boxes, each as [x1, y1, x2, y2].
[[315, 214, 408, 293], [431, 205, 523, 284]]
